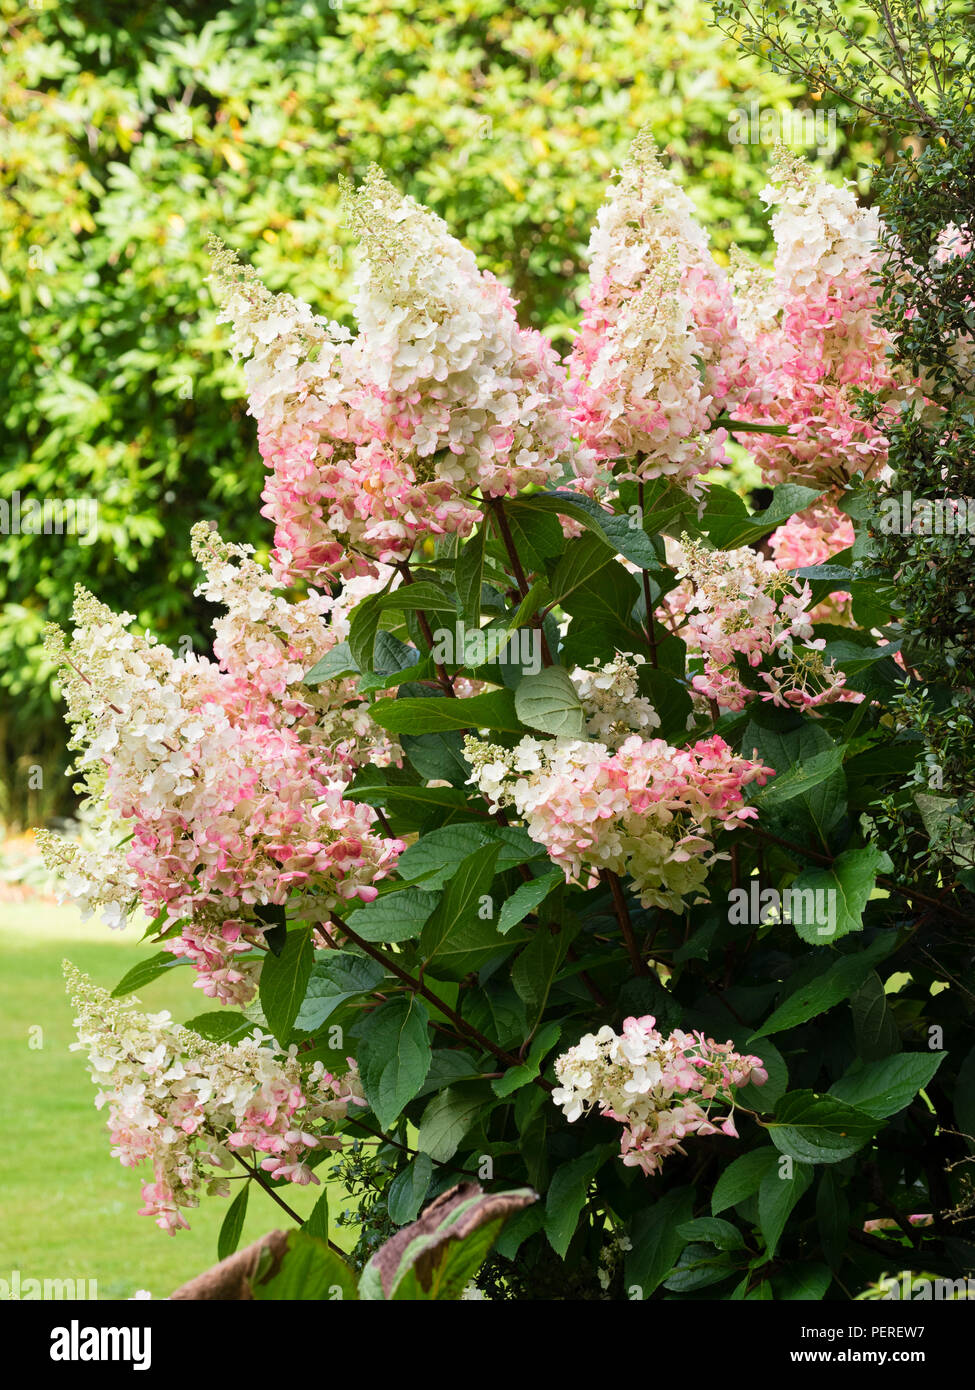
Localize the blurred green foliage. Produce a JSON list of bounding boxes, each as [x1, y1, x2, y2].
[[0, 0, 879, 823]]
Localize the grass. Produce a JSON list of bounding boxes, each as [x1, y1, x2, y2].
[[0, 896, 344, 1300]]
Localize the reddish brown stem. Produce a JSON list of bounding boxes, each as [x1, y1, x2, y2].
[[601, 869, 648, 976], [332, 912, 552, 1091], [488, 497, 554, 667]]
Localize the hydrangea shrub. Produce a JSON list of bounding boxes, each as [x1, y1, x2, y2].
[[45, 131, 973, 1301]]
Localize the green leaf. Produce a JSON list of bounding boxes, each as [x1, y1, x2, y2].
[[415, 1049, 484, 1100], [304, 1189, 330, 1244], [514, 666, 585, 737], [217, 1182, 249, 1262], [491, 1020, 562, 1098], [750, 934, 897, 1039], [110, 951, 186, 998], [816, 1170, 850, 1269], [501, 504, 566, 574], [511, 923, 576, 1031], [758, 1159, 813, 1256], [419, 841, 502, 963], [259, 927, 315, 1044], [417, 1083, 492, 1163], [349, 581, 454, 670], [675, 1217, 745, 1251], [356, 996, 432, 1130], [625, 1187, 696, 1297], [348, 591, 385, 673], [397, 823, 544, 889], [400, 729, 470, 785], [548, 531, 617, 609], [755, 747, 846, 811], [429, 918, 527, 981], [373, 630, 421, 676], [184, 1011, 254, 1045], [455, 525, 488, 629], [369, 689, 523, 734], [510, 490, 659, 568], [304, 641, 358, 685], [293, 952, 385, 1032], [462, 979, 528, 1053], [829, 1052, 945, 1119], [387, 1154, 434, 1226], [356, 633, 423, 696], [559, 550, 640, 621], [663, 1243, 736, 1293], [346, 783, 476, 820], [378, 580, 458, 616], [497, 870, 563, 934], [344, 886, 439, 943], [744, 718, 846, 847], [774, 1262, 832, 1301], [252, 1231, 357, 1302], [765, 1090, 879, 1164], [545, 1147, 613, 1258], [703, 482, 824, 548], [711, 1148, 778, 1214], [493, 1205, 546, 1260], [635, 665, 692, 739], [850, 971, 902, 1061], [787, 844, 893, 944]]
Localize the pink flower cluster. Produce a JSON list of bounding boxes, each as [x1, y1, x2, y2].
[[465, 727, 772, 913], [42, 541, 403, 1004], [553, 1015, 767, 1177], [209, 166, 572, 584], [732, 148, 909, 490], [662, 535, 854, 712], [567, 129, 749, 491], [65, 964, 365, 1233]]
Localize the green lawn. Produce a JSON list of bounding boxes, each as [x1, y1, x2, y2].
[[0, 898, 341, 1300]]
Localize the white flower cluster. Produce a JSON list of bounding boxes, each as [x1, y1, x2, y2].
[[343, 166, 572, 495], [761, 145, 883, 302], [571, 652, 661, 747], [209, 169, 573, 578], [568, 128, 749, 488], [65, 963, 364, 1232], [206, 235, 355, 436], [189, 521, 399, 764], [464, 721, 770, 913], [40, 551, 402, 1001], [36, 823, 140, 930], [553, 1015, 767, 1177]]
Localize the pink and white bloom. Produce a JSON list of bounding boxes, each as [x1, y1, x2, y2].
[[554, 1015, 766, 1176], [65, 964, 365, 1232]]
